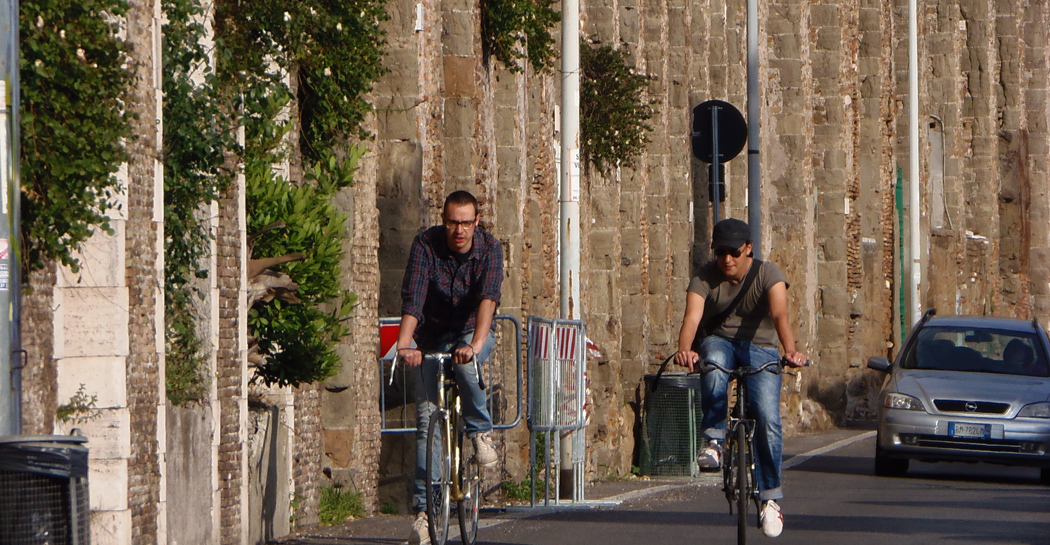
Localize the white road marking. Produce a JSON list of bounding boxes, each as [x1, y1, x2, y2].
[[783, 430, 876, 470]]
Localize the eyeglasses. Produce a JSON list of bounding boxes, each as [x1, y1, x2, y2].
[[714, 245, 746, 258], [444, 217, 477, 230]]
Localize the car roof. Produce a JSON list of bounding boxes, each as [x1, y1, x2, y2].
[[924, 314, 1040, 333]]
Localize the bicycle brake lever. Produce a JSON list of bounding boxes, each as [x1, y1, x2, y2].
[[388, 355, 398, 386]]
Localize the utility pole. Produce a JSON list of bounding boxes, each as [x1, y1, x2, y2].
[[907, 0, 921, 327], [746, 0, 761, 258], [0, 0, 21, 435], [559, 0, 581, 499]]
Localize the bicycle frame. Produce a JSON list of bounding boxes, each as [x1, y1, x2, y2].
[[395, 351, 483, 545]]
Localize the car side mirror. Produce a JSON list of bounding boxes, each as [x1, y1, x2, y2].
[[867, 356, 891, 373]]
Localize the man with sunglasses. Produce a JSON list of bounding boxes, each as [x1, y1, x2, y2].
[[397, 190, 503, 544], [673, 218, 806, 538]]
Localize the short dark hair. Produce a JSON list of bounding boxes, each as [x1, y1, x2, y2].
[[443, 190, 478, 217]]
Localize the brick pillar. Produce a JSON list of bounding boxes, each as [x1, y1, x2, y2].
[[19, 264, 56, 434], [217, 162, 248, 544], [293, 384, 322, 526], [125, 0, 164, 542]]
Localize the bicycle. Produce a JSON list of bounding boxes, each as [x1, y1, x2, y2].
[[391, 351, 483, 545], [700, 357, 806, 545]]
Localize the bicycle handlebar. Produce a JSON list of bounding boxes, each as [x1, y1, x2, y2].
[[388, 349, 477, 386]]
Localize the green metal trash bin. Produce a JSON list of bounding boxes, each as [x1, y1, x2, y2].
[[0, 433, 90, 545], [640, 373, 704, 477]]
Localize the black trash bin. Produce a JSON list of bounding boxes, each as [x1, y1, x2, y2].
[[640, 373, 704, 477], [0, 433, 90, 545]]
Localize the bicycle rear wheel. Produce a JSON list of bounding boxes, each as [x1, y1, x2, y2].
[[426, 412, 452, 545], [736, 415, 748, 544], [456, 411, 481, 545]]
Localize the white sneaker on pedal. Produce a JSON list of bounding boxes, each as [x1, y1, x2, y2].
[[473, 431, 498, 467], [408, 511, 430, 545], [696, 440, 722, 470], [760, 500, 784, 538]]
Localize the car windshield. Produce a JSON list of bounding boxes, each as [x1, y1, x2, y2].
[[901, 326, 1049, 377]]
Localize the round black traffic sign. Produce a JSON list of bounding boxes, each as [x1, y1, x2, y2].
[[691, 100, 747, 164]]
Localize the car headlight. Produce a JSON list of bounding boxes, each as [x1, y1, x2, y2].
[[1018, 402, 1050, 418], [883, 392, 925, 411]]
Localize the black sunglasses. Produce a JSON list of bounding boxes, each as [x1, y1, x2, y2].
[[714, 245, 746, 258]]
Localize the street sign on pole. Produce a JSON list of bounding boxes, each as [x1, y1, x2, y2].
[[692, 100, 747, 223]]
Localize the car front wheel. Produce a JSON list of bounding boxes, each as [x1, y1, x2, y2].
[[874, 443, 909, 477]]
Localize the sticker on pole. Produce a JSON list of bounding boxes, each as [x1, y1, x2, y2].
[[570, 148, 581, 202]]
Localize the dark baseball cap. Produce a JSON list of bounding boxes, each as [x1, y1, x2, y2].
[[711, 218, 752, 249]]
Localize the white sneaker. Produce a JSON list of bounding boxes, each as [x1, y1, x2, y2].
[[473, 431, 498, 467], [697, 440, 722, 470], [408, 511, 430, 545], [760, 500, 784, 538]]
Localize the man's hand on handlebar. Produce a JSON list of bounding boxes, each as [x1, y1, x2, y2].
[[674, 350, 700, 373], [398, 347, 423, 367], [782, 350, 807, 368], [453, 343, 479, 365]]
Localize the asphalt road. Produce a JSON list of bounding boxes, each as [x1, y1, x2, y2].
[[478, 430, 1050, 545]]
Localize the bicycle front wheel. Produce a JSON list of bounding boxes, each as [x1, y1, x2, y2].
[[736, 417, 748, 544], [426, 412, 452, 545], [456, 412, 481, 545]]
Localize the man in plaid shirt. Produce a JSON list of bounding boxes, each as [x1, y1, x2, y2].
[[397, 190, 502, 545]]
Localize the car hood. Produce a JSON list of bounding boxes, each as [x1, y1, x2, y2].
[[894, 370, 1050, 406]]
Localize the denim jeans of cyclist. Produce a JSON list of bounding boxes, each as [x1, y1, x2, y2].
[[411, 329, 496, 513], [698, 335, 784, 501]]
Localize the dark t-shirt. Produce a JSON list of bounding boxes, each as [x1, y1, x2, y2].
[[686, 259, 788, 348]]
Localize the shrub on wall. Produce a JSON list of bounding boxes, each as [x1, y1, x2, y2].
[[19, 0, 133, 274], [580, 41, 656, 173], [481, 0, 560, 73]]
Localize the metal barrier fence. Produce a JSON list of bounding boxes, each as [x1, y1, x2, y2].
[[526, 316, 587, 505], [379, 315, 523, 434]]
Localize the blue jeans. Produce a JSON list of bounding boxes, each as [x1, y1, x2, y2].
[[698, 336, 784, 501], [412, 330, 495, 512]]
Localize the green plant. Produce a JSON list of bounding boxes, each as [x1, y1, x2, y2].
[[379, 498, 400, 515], [501, 477, 534, 502], [241, 89, 360, 387], [481, 0, 560, 73], [318, 485, 365, 525], [580, 41, 657, 173], [162, 0, 237, 405], [56, 384, 100, 425], [20, 0, 134, 274]]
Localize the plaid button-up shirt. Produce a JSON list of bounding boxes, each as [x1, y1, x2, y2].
[[401, 225, 503, 347]]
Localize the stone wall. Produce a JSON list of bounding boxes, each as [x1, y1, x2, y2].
[[364, 0, 1050, 493]]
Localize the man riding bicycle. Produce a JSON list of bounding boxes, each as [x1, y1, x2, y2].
[[673, 218, 806, 538], [397, 190, 503, 545]]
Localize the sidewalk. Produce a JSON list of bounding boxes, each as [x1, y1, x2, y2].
[[268, 426, 874, 545]]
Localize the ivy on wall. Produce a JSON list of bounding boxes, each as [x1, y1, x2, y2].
[[19, 0, 133, 274], [580, 41, 656, 173], [212, 0, 385, 387], [162, 0, 237, 405], [481, 0, 560, 73]]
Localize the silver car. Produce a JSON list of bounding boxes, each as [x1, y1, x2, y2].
[[868, 311, 1050, 483]]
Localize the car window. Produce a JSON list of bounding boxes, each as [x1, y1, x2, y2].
[[901, 326, 1049, 377]]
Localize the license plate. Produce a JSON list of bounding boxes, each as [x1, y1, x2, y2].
[[949, 422, 991, 439]]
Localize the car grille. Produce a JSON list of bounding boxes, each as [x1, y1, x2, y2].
[[913, 434, 1025, 453], [933, 399, 1010, 414]]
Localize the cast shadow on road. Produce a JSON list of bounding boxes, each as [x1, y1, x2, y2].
[[482, 507, 1049, 545], [789, 453, 1045, 485]]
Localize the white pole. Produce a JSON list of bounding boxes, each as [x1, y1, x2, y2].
[[559, 0, 581, 500], [746, 0, 761, 258], [908, 0, 921, 326]]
